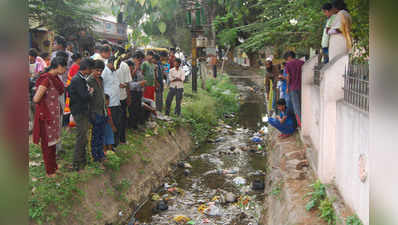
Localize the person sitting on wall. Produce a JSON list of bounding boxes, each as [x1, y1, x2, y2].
[[268, 98, 297, 138]]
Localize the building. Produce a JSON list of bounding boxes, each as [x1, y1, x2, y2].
[[93, 16, 128, 44]]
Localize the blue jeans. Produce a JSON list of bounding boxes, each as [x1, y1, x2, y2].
[[289, 90, 301, 126], [322, 47, 329, 64], [269, 117, 296, 135], [90, 113, 106, 162]]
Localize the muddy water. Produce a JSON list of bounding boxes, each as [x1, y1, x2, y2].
[[132, 76, 267, 225]]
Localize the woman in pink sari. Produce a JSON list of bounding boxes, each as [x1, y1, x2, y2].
[[33, 57, 67, 177]]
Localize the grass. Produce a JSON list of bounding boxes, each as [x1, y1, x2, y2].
[[29, 74, 239, 224], [304, 180, 337, 225]]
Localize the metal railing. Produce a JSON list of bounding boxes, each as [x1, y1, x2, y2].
[[343, 62, 369, 112], [313, 54, 324, 86]]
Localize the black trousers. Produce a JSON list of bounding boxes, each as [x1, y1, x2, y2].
[[213, 65, 217, 78], [120, 99, 128, 143], [110, 106, 122, 147], [128, 91, 143, 129], [165, 87, 184, 116]]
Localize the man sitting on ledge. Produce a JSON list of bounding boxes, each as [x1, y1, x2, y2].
[[268, 98, 297, 138]]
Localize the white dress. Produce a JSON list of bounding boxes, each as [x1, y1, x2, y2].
[[329, 10, 352, 60]]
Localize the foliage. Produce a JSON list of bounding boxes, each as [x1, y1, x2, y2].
[[346, 215, 363, 225], [305, 180, 326, 211], [213, 0, 369, 58], [319, 198, 337, 225], [28, 0, 103, 38], [270, 181, 283, 200], [110, 0, 191, 51], [178, 75, 239, 144], [103, 151, 122, 171]]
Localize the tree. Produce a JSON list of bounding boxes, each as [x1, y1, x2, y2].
[[213, 0, 369, 61], [28, 0, 103, 39]]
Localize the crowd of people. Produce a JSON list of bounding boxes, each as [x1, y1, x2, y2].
[[29, 36, 187, 177], [266, 0, 352, 138]]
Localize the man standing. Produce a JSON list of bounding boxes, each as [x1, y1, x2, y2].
[[141, 51, 156, 101], [116, 58, 132, 144], [321, 3, 336, 64], [209, 54, 218, 78], [284, 51, 305, 127], [168, 48, 176, 69], [165, 58, 185, 116], [69, 58, 95, 171], [99, 45, 112, 63], [153, 54, 164, 112], [127, 52, 147, 129], [51, 36, 73, 70], [102, 56, 122, 147], [87, 60, 107, 162]]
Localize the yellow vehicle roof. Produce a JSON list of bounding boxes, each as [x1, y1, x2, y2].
[[145, 47, 169, 52]]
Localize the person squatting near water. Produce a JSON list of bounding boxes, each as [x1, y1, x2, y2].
[[268, 98, 297, 138]]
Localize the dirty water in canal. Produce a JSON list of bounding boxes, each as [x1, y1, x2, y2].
[[131, 76, 268, 225]]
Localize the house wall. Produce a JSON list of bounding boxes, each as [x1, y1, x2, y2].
[[336, 101, 369, 225]]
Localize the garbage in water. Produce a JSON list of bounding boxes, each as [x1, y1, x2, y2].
[[152, 193, 161, 201], [260, 126, 269, 134], [177, 162, 192, 169], [132, 77, 267, 224], [225, 192, 237, 203], [154, 200, 168, 211], [252, 180, 265, 191], [262, 115, 269, 123], [173, 215, 191, 223], [184, 169, 191, 176], [251, 136, 263, 143], [205, 205, 223, 216], [233, 177, 246, 185]]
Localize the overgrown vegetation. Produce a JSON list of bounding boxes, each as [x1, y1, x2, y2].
[[305, 180, 336, 225], [319, 198, 337, 225], [305, 180, 326, 211], [29, 75, 239, 224], [346, 215, 363, 225]]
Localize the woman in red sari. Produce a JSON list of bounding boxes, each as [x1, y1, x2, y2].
[[33, 57, 67, 177]]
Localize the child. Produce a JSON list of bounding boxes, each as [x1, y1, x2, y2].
[[268, 98, 297, 138], [104, 94, 117, 151]]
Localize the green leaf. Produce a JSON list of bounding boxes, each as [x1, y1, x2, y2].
[[305, 200, 316, 211], [150, 0, 159, 7], [158, 22, 166, 34], [137, 0, 146, 7]]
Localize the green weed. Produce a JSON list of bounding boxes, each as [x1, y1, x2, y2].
[[305, 180, 326, 211], [319, 198, 336, 225], [346, 215, 363, 225]]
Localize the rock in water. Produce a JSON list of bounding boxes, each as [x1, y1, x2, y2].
[[252, 179, 265, 190], [230, 146, 236, 151]]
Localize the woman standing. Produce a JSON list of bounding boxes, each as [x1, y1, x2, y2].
[[328, 0, 352, 60], [32, 57, 67, 177]]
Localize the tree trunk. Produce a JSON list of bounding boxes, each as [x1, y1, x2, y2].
[[248, 51, 260, 68]]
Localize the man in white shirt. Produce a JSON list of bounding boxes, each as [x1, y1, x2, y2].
[[165, 58, 185, 116], [116, 60, 132, 144], [101, 56, 122, 147]]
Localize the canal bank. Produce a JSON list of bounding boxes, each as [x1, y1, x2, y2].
[[29, 75, 239, 225]]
